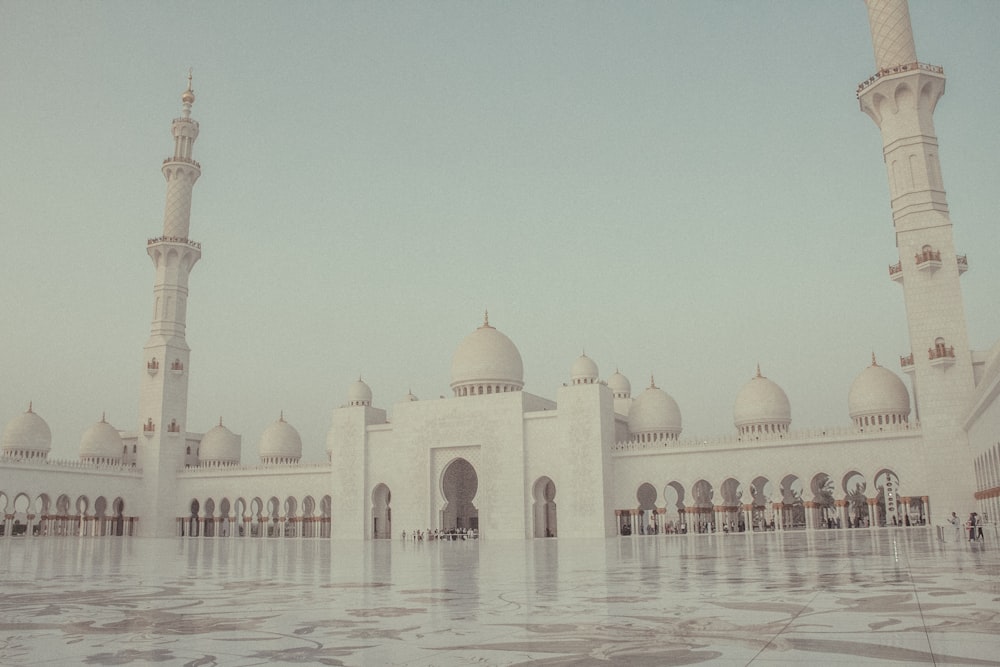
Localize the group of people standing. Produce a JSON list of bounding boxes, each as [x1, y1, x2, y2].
[[402, 527, 478, 541], [948, 511, 985, 541]]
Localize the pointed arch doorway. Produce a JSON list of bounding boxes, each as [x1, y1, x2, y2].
[[441, 458, 478, 532], [532, 476, 557, 537], [372, 484, 392, 539]]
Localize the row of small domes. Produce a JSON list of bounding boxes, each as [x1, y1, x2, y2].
[[2, 322, 911, 460], [0, 406, 303, 465], [448, 316, 909, 434]]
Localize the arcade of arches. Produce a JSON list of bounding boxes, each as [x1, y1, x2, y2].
[[0, 492, 134, 537], [0, 469, 928, 541], [616, 470, 925, 535], [179, 495, 332, 538]]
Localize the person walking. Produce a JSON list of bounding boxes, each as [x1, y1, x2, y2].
[[948, 512, 961, 542]]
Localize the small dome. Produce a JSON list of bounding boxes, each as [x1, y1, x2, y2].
[[200, 420, 241, 466], [348, 378, 373, 406], [849, 355, 910, 425], [2, 403, 52, 458], [401, 389, 419, 402], [570, 354, 599, 384], [258, 414, 302, 463], [79, 416, 123, 462], [608, 370, 631, 398], [450, 312, 524, 396], [628, 377, 682, 437], [734, 366, 791, 435]]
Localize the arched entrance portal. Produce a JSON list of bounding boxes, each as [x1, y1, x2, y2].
[[372, 484, 392, 539], [532, 477, 556, 538], [637, 483, 657, 534], [441, 458, 479, 533]]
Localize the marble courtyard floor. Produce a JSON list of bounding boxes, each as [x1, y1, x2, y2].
[[1, 529, 998, 666]]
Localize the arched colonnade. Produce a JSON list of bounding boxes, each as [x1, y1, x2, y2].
[[0, 491, 135, 537], [179, 495, 332, 538], [617, 469, 927, 536]]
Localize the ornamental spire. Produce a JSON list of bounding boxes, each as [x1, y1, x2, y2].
[[181, 68, 195, 116]]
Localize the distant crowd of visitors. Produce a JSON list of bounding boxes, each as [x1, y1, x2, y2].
[[402, 527, 478, 541]]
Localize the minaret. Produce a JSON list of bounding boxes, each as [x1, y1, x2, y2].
[[137, 72, 203, 536], [858, 1, 974, 510], [858, 1, 975, 423]]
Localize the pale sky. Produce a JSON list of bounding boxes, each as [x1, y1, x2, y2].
[[2, 1, 998, 463]]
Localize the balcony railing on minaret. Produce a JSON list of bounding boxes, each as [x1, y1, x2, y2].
[[163, 155, 201, 168], [928, 345, 955, 360], [928, 341, 956, 368], [856, 61, 944, 97], [147, 235, 201, 249], [888, 261, 903, 282], [914, 247, 942, 274]]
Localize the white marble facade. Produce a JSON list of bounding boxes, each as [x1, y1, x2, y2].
[[2, 0, 1000, 542]]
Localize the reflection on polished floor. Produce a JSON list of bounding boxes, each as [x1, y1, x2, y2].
[[1, 529, 998, 665]]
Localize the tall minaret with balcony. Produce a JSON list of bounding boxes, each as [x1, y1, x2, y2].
[[137, 73, 203, 536], [858, 1, 974, 501]]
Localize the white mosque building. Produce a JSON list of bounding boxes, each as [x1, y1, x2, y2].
[[2, 0, 999, 541]]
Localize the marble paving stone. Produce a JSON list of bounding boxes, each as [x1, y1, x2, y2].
[[0, 529, 998, 666]]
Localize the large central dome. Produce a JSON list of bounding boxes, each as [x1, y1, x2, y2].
[[450, 312, 524, 397]]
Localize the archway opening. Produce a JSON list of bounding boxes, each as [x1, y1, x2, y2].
[[663, 482, 686, 534], [692, 479, 714, 533], [780, 475, 805, 530], [188, 498, 200, 537], [843, 471, 869, 528], [441, 458, 478, 534], [636, 482, 657, 534], [750, 477, 773, 531], [112, 497, 126, 536], [532, 476, 556, 538], [811, 473, 837, 529], [372, 484, 392, 539]]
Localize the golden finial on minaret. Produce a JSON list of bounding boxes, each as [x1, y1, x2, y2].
[[871, 351, 878, 366], [755, 363, 762, 378], [181, 68, 195, 105]]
